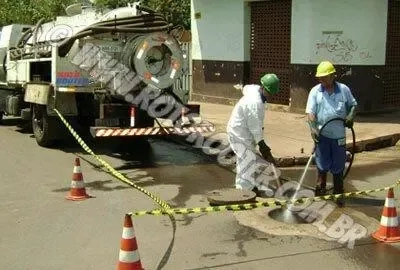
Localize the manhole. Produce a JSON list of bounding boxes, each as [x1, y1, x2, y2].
[[268, 186, 313, 225], [268, 207, 310, 224], [206, 188, 257, 206]]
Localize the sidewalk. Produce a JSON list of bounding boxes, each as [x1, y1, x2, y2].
[[196, 102, 400, 167]]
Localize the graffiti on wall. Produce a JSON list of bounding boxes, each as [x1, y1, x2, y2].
[[315, 31, 372, 63]]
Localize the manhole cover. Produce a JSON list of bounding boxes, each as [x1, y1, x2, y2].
[[206, 188, 257, 206]]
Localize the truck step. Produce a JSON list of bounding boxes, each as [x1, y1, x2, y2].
[[89, 124, 215, 138]]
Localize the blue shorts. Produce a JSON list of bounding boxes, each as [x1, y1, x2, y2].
[[315, 135, 346, 174]]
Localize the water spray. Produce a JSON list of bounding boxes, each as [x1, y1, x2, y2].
[[269, 117, 356, 224]]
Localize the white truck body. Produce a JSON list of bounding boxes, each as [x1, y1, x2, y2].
[[0, 2, 214, 147]]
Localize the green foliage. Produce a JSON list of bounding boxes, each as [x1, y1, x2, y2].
[[140, 0, 190, 29], [0, 0, 190, 29], [93, 0, 191, 29], [0, 0, 74, 26]]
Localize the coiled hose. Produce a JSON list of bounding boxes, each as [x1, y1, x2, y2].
[[58, 5, 173, 57], [9, 5, 174, 59], [315, 117, 356, 181]]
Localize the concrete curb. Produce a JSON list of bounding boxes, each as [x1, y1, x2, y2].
[[275, 133, 400, 167], [190, 130, 400, 168]]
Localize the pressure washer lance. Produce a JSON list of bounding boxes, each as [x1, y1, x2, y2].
[[253, 153, 282, 197]]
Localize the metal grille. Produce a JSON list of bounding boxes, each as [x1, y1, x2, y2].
[[173, 42, 192, 104], [381, 0, 400, 107], [249, 0, 292, 105]]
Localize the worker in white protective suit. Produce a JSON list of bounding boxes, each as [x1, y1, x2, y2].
[[227, 73, 280, 196]]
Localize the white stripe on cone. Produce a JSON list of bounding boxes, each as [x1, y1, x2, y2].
[[73, 166, 81, 174], [71, 180, 85, 189], [119, 250, 140, 263], [380, 216, 399, 227], [122, 227, 136, 239], [385, 199, 396, 208]]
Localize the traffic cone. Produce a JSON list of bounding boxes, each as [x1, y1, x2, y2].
[[117, 214, 144, 270], [66, 157, 91, 201], [371, 188, 400, 243]]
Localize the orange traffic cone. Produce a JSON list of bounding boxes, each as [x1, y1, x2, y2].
[[371, 188, 400, 243], [66, 157, 91, 201], [117, 214, 144, 270]]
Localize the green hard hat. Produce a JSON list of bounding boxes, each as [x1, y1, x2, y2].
[[260, 73, 280, 95]]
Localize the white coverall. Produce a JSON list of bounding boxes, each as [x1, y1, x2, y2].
[[227, 84, 277, 191]]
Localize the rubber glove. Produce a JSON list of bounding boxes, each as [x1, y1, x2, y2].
[[345, 105, 357, 128], [258, 140, 276, 165], [308, 121, 319, 143], [311, 130, 320, 143]]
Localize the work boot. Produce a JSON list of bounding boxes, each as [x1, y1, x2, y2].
[[333, 172, 345, 207], [252, 186, 274, 197], [315, 171, 327, 196], [251, 187, 263, 197]]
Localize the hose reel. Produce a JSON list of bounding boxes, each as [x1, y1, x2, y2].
[[127, 32, 185, 90]]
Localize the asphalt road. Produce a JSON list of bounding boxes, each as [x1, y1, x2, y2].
[[0, 117, 399, 270]]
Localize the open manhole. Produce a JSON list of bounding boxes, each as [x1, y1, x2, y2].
[[268, 207, 311, 224], [268, 186, 314, 225], [206, 188, 257, 206]]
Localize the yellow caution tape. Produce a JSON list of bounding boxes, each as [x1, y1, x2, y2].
[[129, 182, 400, 217], [53, 109, 171, 211], [54, 108, 400, 218]]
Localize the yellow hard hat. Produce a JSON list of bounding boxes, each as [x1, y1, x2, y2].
[[315, 61, 336, 77]]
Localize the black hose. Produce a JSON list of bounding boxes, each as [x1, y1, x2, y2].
[[90, 14, 168, 27], [315, 117, 356, 181], [57, 13, 172, 57], [11, 11, 172, 58], [136, 5, 158, 14], [90, 24, 171, 32]]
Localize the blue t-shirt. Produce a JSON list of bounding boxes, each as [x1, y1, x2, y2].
[[305, 82, 358, 139]]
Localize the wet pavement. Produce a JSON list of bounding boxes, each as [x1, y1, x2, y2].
[[1, 116, 400, 269]]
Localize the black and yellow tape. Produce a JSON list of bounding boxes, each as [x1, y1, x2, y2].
[[129, 181, 400, 217], [53, 109, 171, 211], [54, 108, 400, 218]]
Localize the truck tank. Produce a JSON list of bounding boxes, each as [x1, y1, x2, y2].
[[3, 2, 187, 101]]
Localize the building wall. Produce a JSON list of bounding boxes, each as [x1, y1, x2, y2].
[[287, 0, 399, 113], [191, 0, 400, 112], [190, 0, 251, 105]]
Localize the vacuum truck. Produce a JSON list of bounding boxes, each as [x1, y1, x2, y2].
[[0, 1, 214, 147]]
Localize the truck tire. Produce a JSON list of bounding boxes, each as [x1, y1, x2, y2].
[[32, 104, 54, 147]]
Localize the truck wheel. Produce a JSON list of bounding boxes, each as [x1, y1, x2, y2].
[[32, 104, 54, 147]]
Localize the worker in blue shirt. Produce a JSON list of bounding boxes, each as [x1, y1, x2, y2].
[[305, 61, 357, 207]]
